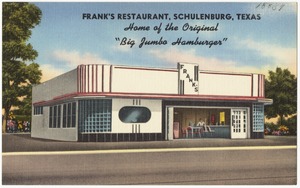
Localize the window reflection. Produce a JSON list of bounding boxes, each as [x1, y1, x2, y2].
[[119, 107, 151, 123]]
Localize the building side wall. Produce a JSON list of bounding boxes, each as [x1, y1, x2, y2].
[[111, 98, 162, 133], [31, 107, 77, 141], [32, 69, 77, 103]]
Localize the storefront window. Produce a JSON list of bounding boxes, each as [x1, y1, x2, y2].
[[62, 102, 76, 128], [119, 106, 151, 123], [253, 103, 264, 132], [173, 108, 231, 139], [49, 105, 61, 128], [71, 102, 76, 127], [49, 107, 53, 128], [33, 106, 43, 115], [78, 99, 112, 133]]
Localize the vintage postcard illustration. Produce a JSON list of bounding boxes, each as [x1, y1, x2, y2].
[[2, 1, 297, 185]]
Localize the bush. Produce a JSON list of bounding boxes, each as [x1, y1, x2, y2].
[[281, 115, 297, 135], [264, 122, 279, 135], [265, 115, 297, 136]]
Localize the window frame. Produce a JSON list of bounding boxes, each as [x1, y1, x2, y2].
[[78, 99, 112, 133], [118, 106, 151, 123], [33, 106, 43, 115]]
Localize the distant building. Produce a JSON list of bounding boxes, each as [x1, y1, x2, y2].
[[32, 63, 272, 142]]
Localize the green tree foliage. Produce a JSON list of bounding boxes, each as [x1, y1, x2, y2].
[[265, 67, 297, 125], [2, 2, 42, 132], [280, 115, 297, 135]]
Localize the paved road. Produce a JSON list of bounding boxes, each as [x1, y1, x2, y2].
[[2, 134, 297, 185], [2, 147, 296, 185]]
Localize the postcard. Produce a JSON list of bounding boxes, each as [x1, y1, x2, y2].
[[2, 1, 297, 185]]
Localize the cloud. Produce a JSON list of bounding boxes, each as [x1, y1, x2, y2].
[[52, 50, 111, 67], [40, 64, 65, 82], [39, 49, 115, 82], [149, 38, 297, 77], [238, 38, 297, 75], [149, 47, 246, 72], [111, 44, 131, 52]]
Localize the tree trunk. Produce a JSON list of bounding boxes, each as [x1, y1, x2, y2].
[[2, 106, 11, 133], [279, 114, 284, 126], [2, 110, 7, 133]]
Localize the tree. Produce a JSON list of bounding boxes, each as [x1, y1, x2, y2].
[[2, 3, 42, 133], [265, 67, 297, 125]]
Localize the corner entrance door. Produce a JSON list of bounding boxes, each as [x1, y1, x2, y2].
[[231, 109, 248, 139], [165, 107, 174, 141]]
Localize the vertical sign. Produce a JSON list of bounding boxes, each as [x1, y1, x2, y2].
[[178, 62, 199, 95]]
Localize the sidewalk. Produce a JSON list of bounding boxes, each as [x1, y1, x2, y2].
[[2, 133, 297, 153]]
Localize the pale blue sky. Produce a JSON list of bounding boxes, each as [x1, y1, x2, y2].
[[27, 2, 297, 81]]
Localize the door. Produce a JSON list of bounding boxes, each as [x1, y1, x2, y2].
[[165, 107, 174, 140], [231, 109, 248, 139]]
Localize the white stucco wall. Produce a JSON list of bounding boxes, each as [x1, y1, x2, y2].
[[198, 73, 252, 96], [111, 98, 162, 133], [32, 69, 77, 103], [111, 66, 178, 94], [31, 69, 78, 141], [31, 106, 78, 141]]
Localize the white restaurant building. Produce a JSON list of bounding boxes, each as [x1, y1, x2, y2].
[[32, 63, 272, 142]]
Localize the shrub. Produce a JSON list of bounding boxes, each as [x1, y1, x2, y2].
[[265, 115, 297, 136], [265, 122, 279, 135], [278, 125, 289, 135], [281, 115, 297, 135]]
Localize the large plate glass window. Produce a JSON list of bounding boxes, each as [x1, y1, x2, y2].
[[119, 106, 151, 123]]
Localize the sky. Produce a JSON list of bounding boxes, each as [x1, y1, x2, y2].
[[27, 2, 297, 82]]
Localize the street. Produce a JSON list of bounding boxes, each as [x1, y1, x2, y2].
[[2, 146, 297, 185]]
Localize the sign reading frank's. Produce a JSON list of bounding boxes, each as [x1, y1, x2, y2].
[[178, 62, 199, 95]]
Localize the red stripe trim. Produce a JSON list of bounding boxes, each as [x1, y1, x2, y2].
[[77, 66, 80, 92], [96, 65, 98, 92], [110, 65, 112, 92], [80, 65, 82, 92], [102, 65, 104, 92], [262, 75, 264, 97], [251, 74, 253, 97], [82, 65, 84, 93], [33, 91, 269, 106], [84, 65, 86, 93], [80, 65, 83, 92], [78, 66, 81, 92], [82, 65, 84, 92], [262, 75, 265, 97], [81, 65, 83, 93], [92, 65, 94, 93], [87, 65, 90, 92], [258, 74, 260, 97]]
